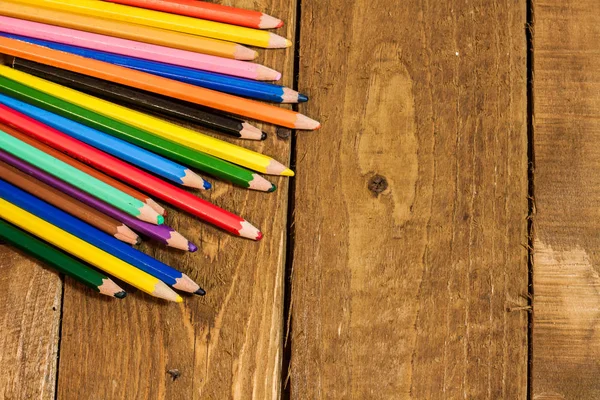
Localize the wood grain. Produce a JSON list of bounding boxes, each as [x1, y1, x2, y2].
[[532, 1, 600, 398], [0, 247, 62, 400], [291, 0, 529, 398], [54, 1, 295, 398]]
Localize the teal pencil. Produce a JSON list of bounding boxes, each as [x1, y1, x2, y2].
[[0, 122, 163, 225]]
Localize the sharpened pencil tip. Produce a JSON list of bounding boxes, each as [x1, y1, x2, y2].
[[260, 13, 284, 29], [157, 215, 165, 225], [203, 180, 212, 190], [261, 132, 268, 140], [189, 242, 198, 252], [114, 291, 127, 299], [298, 93, 309, 103], [269, 184, 277, 193], [256, 231, 263, 241], [194, 288, 206, 296], [282, 168, 295, 177], [176, 295, 184, 303], [238, 220, 262, 240]]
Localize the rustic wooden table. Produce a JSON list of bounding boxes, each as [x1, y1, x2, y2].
[[0, 0, 597, 398]]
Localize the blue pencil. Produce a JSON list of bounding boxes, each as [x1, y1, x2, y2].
[[0, 179, 204, 295], [0, 33, 308, 104], [0, 93, 210, 190]]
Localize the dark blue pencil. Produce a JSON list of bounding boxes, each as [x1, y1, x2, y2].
[[0, 179, 205, 295], [0, 93, 210, 190], [0, 33, 308, 104]]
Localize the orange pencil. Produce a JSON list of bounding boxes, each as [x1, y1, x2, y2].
[[0, 37, 320, 130], [0, 122, 166, 216]]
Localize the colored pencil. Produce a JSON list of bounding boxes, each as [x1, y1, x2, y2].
[[0, 119, 163, 225], [0, 93, 211, 190], [104, 0, 283, 29], [12, 59, 265, 140], [0, 66, 296, 175], [15, 0, 291, 48], [0, 38, 320, 130], [0, 0, 257, 60], [0, 104, 263, 240], [0, 149, 196, 252], [0, 120, 166, 215], [0, 179, 204, 295], [0, 159, 140, 245], [0, 17, 280, 80], [2, 36, 304, 103], [0, 219, 126, 298], [0, 75, 275, 191], [0, 197, 182, 302]]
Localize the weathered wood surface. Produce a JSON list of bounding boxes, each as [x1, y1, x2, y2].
[[0, 247, 62, 400], [532, 1, 600, 398], [290, 0, 530, 398], [51, 1, 296, 399]]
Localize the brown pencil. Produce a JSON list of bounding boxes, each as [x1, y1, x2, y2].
[[0, 159, 140, 245], [0, 122, 165, 216]]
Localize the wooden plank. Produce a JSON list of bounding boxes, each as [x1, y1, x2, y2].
[[532, 1, 600, 398], [0, 245, 62, 400], [56, 1, 295, 398], [291, 0, 529, 398]]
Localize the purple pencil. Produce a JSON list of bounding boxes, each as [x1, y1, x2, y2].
[[0, 150, 197, 252]]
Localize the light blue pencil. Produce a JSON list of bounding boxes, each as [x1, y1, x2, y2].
[[0, 93, 211, 190]]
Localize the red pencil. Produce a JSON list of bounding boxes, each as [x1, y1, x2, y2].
[[104, 0, 284, 29], [0, 104, 263, 240]]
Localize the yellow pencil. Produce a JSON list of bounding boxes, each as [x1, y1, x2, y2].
[[0, 198, 183, 302], [0, 66, 294, 176], [10, 0, 291, 49], [0, 0, 257, 60]]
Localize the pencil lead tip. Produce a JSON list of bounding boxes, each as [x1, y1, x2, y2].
[[188, 242, 198, 252], [256, 231, 263, 241], [269, 184, 277, 193], [176, 295, 184, 303], [285, 39, 293, 48], [115, 291, 127, 299], [194, 288, 206, 296], [203, 180, 212, 190], [282, 168, 295, 177], [261, 132, 268, 140], [298, 93, 309, 103], [157, 215, 165, 225], [276, 20, 284, 28]]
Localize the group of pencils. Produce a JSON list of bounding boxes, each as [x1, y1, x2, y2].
[[0, 0, 318, 302]]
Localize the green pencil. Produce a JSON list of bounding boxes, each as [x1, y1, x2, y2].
[[0, 74, 276, 192], [0, 219, 126, 298], [0, 128, 163, 225]]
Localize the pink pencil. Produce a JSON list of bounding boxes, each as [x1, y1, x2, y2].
[[0, 16, 281, 81]]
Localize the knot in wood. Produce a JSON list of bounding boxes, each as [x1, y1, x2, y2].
[[368, 174, 388, 196], [276, 127, 291, 139], [167, 369, 181, 381]]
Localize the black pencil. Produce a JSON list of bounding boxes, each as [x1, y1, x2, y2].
[[11, 58, 267, 141]]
